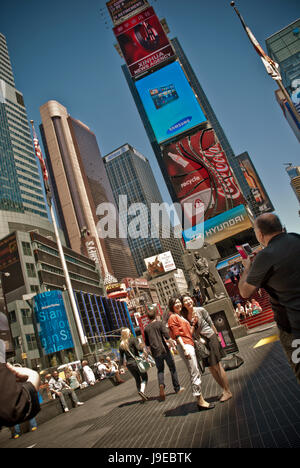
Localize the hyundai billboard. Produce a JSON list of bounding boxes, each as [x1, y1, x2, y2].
[[162, 128, 245, 229], [33, 291, 74, 355], [114, 7, 175, 78], [135, 61, 207, 143]]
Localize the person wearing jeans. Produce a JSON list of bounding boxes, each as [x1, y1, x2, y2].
[[144, 308, 184, 401], [48, 371, 84, 412]]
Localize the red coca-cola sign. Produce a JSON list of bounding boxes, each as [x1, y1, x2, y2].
[[163, 128, 245, 228]]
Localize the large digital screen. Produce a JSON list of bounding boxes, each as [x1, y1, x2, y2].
[[163, 128, 246, 229], [136, 61, 207, 144], [236, 152, 274, 214], [114, 7, 175, 78], [107, 0, 149, 25], [33, 291, 74, 355], [182, 204, 253, 248]]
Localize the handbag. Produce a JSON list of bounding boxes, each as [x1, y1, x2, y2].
[[194, 337, 210, 360], [128, 349, 150, 374]]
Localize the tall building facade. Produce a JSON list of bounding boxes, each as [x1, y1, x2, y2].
[[285, 164, 300, 210], [266, 19, 300, 141], [0, 33, 56, 240], [104, 144, 185, 276], [40, 100, 137, 281]]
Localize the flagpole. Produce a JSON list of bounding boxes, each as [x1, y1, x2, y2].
[[230, 2, 300, 125], [30, 121, 88, 353]]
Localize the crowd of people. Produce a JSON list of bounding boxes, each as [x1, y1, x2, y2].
[[234, 298, 262, 322]]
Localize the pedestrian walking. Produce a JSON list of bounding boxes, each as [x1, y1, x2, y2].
[[119, 328, 148, 402], [239, 213, 300, 384], [48, 371, 84, 413], [181, 294, 232, 402], [168, 297, 214, 411], [11, 417, 37, 439], [144, 308, 184, 401]]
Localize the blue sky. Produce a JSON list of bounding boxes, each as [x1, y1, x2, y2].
[[1, 0, 300, 233]]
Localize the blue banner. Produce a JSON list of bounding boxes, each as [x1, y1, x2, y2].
[[33, 291, 74, 355]]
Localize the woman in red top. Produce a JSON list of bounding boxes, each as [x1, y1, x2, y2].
[[168, 297, 215, 411]]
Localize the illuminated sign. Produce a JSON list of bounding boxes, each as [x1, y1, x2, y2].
[[144, 251, 176, 278], [33, 291, 74, 355], [114, 7, 175, 78], [163, 128, 245, 229], [135, 61, 207, 144], [183, 204, 253, 248], [107, 0, 149, 25]]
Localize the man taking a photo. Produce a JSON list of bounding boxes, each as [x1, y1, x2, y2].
[[239, 213, 300, 384]]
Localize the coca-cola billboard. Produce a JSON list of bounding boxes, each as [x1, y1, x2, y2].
[[162, 128, 245, 229]]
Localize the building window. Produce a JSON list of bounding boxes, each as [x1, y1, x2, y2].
[[8, 310, 16, 323], [22, 241, 32, 256], [21, 309, 32, 325], [30, 285, 40, 294], [26, 334, 37, 351], [26, 263, 36, 278]]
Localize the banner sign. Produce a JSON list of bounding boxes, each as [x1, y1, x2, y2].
[[107, 0, 149, 25], [34, 291, 74, 355], [136, 61, 207, 143], [163, 128, 245, 229], [144, 251, 176, 278], [236, 152, 274, 214], [114, 7, 175, 78]]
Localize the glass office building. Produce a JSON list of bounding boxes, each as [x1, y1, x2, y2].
[[104, 144, 185, 276]]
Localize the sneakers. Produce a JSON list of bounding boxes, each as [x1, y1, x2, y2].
[[159, 384, 165, 401], [31, 427, 37, 432], [175, 387, 185, 394], [13, 434, 20, 439], [64, 408, 69, 413], [76, 402, 84, 406]]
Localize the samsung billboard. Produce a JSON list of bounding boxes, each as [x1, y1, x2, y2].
[[33, 291, 74, 355], [135, 61, 207, 144]]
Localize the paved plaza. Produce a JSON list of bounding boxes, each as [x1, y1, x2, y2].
[[1, 324, 300, 449]]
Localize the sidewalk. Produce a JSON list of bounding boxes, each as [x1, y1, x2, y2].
[[1, 324, 300, 448]]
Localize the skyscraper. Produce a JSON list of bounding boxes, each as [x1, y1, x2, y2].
[[266, 19, 300, 141], [40, 100, 137, 281], [104, 144, 185, 276], [0, 33, 55, 240], [285, 164, 300, 209]]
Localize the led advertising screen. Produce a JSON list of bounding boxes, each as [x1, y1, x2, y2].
[[236, 152, 274, 214], [162, 128, 245, 229], [136, 61, 207, 144], [182, 204, 253, 248], [144, 251, 176, 278], [107, 0, 149, 25], [33, 291, 74, 355], [114, 7, 175, 78]]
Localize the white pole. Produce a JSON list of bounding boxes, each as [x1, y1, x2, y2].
[[48, 203, 88, 346]]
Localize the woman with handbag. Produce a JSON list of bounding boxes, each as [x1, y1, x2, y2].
[[181, 294, 233, 403], [119, 328, 149, 402], [168, 297, 215, 411]]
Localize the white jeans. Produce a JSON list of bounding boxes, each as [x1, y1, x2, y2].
[[178, 343, 202, 397]]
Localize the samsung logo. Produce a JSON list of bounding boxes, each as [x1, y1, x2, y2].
[[167, 116, 192, 135]]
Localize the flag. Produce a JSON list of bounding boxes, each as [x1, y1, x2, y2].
[[30, 121, 49, 182], [232, 3, 281, 81]]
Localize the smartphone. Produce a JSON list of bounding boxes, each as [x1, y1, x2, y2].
[[236, 243, 253, 259]]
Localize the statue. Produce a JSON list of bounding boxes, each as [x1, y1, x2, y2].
[[192, 253, 223, 304]]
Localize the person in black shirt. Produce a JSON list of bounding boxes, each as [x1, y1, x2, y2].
[[144, 309, 184, 401], [239, 213, 300, 384], [119, 328, 149, 401]]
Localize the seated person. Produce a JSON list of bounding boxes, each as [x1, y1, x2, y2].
[[245, 301, 253, 317], [235, 302, 246, 321], [251, 299, 262, 316], [105, 356, 124, 384]]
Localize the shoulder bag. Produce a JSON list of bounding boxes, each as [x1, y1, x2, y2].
[[127, 348, 150, 374]]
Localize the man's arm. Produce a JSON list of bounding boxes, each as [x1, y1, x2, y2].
[[238, 257, 258, 298]]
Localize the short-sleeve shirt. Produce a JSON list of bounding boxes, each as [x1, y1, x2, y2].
[[167, 313, 194, 346], [246, 233, 300, 337], [144, 320, 170, 358]]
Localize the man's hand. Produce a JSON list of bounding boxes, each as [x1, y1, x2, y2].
[[6, 363, 40, 390]]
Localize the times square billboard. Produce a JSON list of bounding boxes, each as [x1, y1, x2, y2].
[[107, 0, 149, 25], [113, 7, 175, 78], [136, 61, 207, 143]]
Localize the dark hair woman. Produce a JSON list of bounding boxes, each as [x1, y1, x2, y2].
[[167, 296, 214, 411]]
